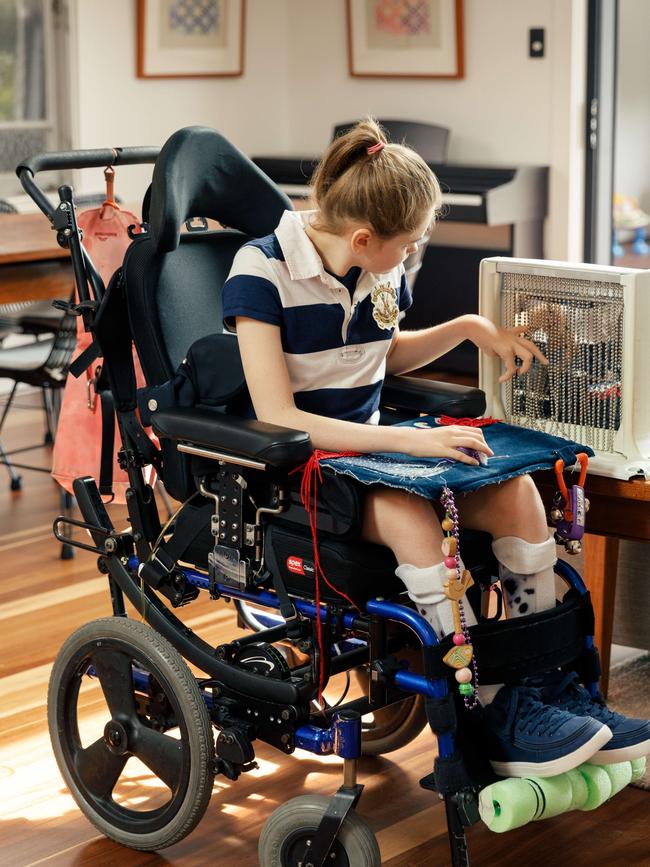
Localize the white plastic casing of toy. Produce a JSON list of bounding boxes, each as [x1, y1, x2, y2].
[[479, 257, 650, 481]]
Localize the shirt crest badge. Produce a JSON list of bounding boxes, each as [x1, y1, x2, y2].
[[370, 281, 399, 331]]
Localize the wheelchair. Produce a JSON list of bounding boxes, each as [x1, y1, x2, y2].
[[18, 127, 612, 866]]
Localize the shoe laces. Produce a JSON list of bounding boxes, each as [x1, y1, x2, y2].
[[546, 671, 622, 726], [514, 687, 575, 738]]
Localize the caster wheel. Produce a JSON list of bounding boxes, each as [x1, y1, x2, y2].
[[10, 476, 22, 491], [60, 543, 75, 560], [48, 617, 215, 851], [259, 795, 381, 867]]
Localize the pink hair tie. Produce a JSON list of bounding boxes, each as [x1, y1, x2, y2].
[[367, 141, 385, 155]]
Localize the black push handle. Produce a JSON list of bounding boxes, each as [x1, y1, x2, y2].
[[16, 146, 160, 220]]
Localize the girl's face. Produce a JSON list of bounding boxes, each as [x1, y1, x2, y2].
[[360, 211, 434, 273]]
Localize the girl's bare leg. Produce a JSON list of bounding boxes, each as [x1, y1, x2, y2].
[[361, 487, 444, 564]]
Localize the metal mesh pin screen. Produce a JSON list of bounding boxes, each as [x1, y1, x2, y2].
[[501, 271, 625, 453]]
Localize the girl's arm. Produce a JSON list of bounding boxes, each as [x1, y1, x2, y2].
[[386, 314, 548, 381], [236, 316, 492, 464]]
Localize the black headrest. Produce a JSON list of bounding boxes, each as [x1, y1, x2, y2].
[[149, 126, 292, 253]]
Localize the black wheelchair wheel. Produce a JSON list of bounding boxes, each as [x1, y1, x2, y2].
[[258, 795, 380, 867], [48, 617, 215, 851]]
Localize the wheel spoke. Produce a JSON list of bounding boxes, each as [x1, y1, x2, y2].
[[133, 725, 185, 793], [92, 649, 136, 720], [75, 737, 127, 800]]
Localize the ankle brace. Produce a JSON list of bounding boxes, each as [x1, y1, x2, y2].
[[492, 535, 557, 616], [395, 560, 478, 639]]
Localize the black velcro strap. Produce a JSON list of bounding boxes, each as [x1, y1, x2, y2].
[[427, 592, 594, 684], [432, 751, 474, 796], [424, 694, 457, 735], [69, 340, 101, 379], [140, 502, 212, 588], [98, 388, 115, 496], [263, 529, 301, 637]]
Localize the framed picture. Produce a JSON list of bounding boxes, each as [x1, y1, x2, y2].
[[346, 0, 464, 79], [137, 0, 245, 79]]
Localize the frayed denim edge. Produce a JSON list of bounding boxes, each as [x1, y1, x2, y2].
[[320, 460, 562, 499]]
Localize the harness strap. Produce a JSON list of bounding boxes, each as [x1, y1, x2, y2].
[[140, 502, 213, 588], [262, 534, 302, 639]]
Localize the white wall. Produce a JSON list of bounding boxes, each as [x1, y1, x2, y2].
[[285, 0, 586, 261], [615, 0, 650, 213], [68, 0, 587, 259], [70, 0, 291, 200]]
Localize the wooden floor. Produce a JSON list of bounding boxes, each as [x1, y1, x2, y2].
[[1, 396, 649, 867]]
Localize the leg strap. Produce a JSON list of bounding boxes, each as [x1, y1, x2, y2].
[[425, 590, 596, 684]]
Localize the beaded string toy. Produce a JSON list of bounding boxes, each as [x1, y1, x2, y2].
[[439, 486, 479, 710]]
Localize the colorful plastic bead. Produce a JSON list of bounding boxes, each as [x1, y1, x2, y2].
[[458, 683, 474, 696], [441, 517, 454, 532], [452, 632, 465, 645], [441, 537, 457, 557], [455, 667, 473, 683], [444, 556, 457, 570], [446, 568, 458, 582]]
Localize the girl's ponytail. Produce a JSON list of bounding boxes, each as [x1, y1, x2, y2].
[[310, 117, 442, 238]]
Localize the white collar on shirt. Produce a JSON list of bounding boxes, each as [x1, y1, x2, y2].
[[274, 208, 402, 305], [274, 209, 336, 283]]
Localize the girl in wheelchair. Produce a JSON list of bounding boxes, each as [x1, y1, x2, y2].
[[223, 118, 650, 780]]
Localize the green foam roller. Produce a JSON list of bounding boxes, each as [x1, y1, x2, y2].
[[577, 763, 613, 811], [630, 757, 646, 782], [602, 761, 633, 797], [527, 774, 574, 820], [565, 767, 589, 811], [479, 778, 538, 833]]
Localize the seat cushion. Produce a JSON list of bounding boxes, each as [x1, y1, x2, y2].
[[264, 520, 402, 604]]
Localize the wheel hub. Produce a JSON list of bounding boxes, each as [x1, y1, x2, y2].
[[104, 719, 129, 755]]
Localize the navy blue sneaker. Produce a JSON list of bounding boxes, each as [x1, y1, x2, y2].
[[529, 669, 650, 765], [483, 684, 612, 777]]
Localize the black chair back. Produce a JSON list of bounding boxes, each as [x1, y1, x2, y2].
[[122, 126, 291, 498]]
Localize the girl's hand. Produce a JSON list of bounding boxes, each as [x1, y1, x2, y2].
[[465, 315, 548, 382], [400, 425, 494, 465]]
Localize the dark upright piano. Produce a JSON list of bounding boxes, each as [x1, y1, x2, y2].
[[252, 157, 548, 378]]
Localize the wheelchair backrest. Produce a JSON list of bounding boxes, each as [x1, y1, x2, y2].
[[122, 126, 292, 498]]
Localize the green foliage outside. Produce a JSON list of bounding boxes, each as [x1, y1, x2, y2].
[[0, 2, 18, 121]]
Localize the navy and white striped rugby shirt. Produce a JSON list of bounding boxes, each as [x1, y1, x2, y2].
[[222, 209, 412, 424]]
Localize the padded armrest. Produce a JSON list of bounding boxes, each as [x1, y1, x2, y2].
[[151, 407, 313, 471], [380, 374, 486, 418]]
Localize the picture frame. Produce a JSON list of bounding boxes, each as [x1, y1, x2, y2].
[[346, 0, 464, 79], [137, 0, 245, 79]]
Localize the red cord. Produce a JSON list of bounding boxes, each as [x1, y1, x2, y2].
[[291, 450, 361, 704], [437, 415, 502, 427]]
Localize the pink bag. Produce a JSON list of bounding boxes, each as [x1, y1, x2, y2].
[[52, 201, 156, 503]]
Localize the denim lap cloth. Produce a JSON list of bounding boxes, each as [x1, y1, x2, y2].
[[318, 417, 594, 498]]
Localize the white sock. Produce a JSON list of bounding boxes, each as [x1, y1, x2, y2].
[[492, 536, 557, 616], [395, 559, 477, 639], [395, 561, 501, 707]]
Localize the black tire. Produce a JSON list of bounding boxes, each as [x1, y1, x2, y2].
[[48, 617, 215, 851], [258, 795, 381, 867]]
